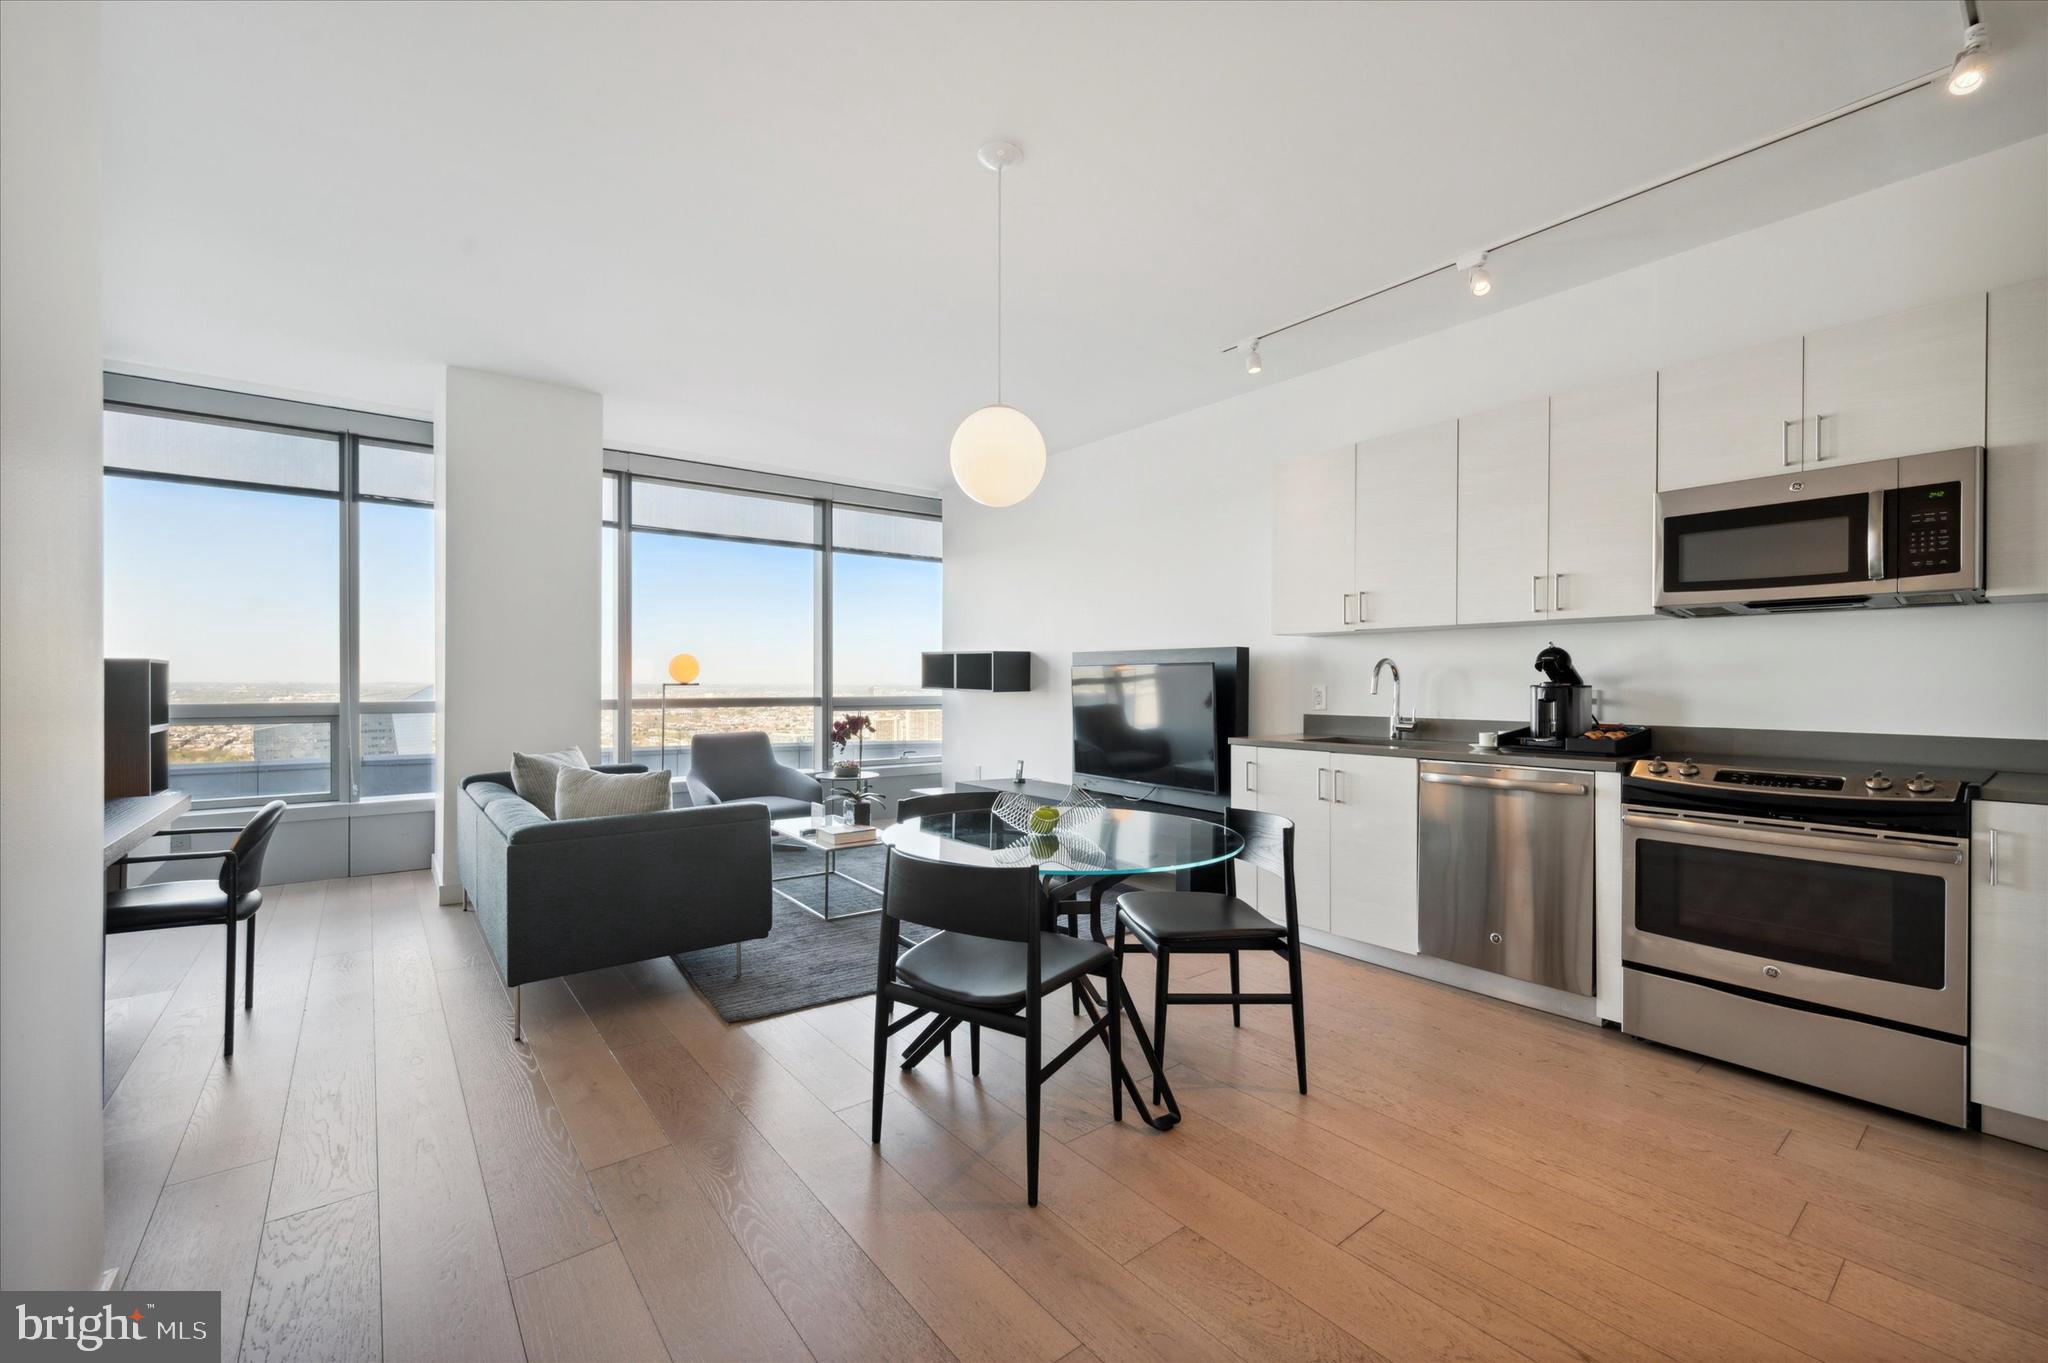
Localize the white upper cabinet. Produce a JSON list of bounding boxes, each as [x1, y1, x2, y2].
[[1803, 293, 1987, 467], [1354, 420, 1457, 630], [1657, 336, 1804, 491], [1327, 754, 1418, 953], [1270, 444, 1356, 635], [1456, 399, 1550, 625], [1986, 277, 2048, 601], [1549, 372, 1657, 621]]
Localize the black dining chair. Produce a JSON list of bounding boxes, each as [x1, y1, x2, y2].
[[892, 789, 1003, 1067], [107, 800, 287, 1057], [1114, 807, 1305, 1097], [871, 844, 1143, 1205]]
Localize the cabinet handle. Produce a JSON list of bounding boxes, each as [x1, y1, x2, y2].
[[1342, 593, 1356, 626], [1813, 413, 1831, 462], [1782, 419, 1800, 467], [1532, 574, 1546, 614], [1317, 767, 1329, 802], [1554, 572, 1568, 611], [1356, 589, 1367, 624], [1245, 760, 1256, 794], [1333, 768, 1344, 804], [1989, 827, 2000, 886]]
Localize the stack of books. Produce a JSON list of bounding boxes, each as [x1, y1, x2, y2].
[[814, 822, 878, 848]]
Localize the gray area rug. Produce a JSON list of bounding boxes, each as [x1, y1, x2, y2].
[[675, 841, 931, 1022]]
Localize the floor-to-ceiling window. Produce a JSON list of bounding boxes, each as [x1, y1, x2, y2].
[[600, 458, 941, 786], [101, 376, 435, 806]]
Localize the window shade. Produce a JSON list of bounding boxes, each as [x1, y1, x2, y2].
[[832, 506, 942, 560], [632, 479, 819, 546], [104, 407, 340, 494]]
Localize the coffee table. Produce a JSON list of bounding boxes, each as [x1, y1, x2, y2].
[[769, 816, 884, 920]]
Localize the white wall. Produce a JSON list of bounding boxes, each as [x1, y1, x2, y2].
[[943, 138, 2048, 786], [435, 368, 602, 900], [0, 0, 107, 1289]]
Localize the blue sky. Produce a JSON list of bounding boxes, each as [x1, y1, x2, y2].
[[107, 477, 937, 695]]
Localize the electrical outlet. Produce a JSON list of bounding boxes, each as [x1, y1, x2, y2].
[[168, 833, 192, 851], [1311, 684, 1328, 712], [973, 764, 982, 779]]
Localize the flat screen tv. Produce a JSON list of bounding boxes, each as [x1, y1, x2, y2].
[[1072, 661, 1220, 795]]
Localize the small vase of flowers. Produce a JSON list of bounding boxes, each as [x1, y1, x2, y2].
[[830, 713, 874, 777]]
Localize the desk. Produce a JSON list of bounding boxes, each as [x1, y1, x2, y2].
[[105, 790, 191, 869]]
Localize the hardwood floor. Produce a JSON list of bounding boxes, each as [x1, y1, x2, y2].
[[106, 870, 2048, 1362]]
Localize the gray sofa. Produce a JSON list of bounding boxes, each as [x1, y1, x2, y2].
[[457, 764, 771, 1004]]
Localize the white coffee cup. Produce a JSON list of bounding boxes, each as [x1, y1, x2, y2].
[[1474, 731, 1500, 750]]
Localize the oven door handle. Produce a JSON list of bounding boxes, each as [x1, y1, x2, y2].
[[1622, 811, 1963, 864], [1423, 772, 1588, 796]]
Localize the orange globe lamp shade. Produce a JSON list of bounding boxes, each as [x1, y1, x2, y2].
[[667, 653, 701, 685]]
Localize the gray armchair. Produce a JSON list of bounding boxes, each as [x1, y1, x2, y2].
[[685, 730, 823, 821], [458, 764, 770, 1034]]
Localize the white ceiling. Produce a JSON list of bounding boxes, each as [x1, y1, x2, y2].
[[101, 1, 2047, 492]]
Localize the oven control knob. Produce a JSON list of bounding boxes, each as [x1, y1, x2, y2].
[[1676, 761, 1700, 777], [1763, 965, 1781, 979], [1906, 772, 1938, 795], [1864, 771, 1894, 792], [1644, 757, 1669, 775]]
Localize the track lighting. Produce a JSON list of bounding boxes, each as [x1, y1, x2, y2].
[[1947, 22, 1989, 95], [1459, 251, 1493, 298], [1243, 338, 1263, 375]]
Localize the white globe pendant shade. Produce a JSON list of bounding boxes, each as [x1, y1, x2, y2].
[[949, 403, 1046, 507]]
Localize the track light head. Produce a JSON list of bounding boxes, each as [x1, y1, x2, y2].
[[1947, 22, 1989, 95], [1458, 251, 1493, 298], [1243, 338, 1263, 375]]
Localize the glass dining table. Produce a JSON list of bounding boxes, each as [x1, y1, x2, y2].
[[881, 806, 1245, 1130]]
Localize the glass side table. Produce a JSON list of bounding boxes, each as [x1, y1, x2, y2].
[[808, 768, 881, 824]]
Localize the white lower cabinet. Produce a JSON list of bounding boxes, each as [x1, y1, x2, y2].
[[1231, 746, 1416, 949], [1971, 800, 2048, 1123], [1328, 754, 1419, 953]]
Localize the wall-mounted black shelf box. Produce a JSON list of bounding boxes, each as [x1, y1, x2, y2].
[[106, 657, 171, 797], [920, 651, 1031, 693]]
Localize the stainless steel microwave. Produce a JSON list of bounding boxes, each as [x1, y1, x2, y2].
[[1654, 447, 1985, 616]]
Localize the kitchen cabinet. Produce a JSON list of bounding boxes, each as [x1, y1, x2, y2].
[[1328, 753, 1419, 953], [1657, 336, 1804, 491], [1971, 800, 2048, 1124], [1271, 444, 1356, 635], [1987, 277, 2048, 600], [1354, 421, 1458, 629], [1235, 747, 1330, 931], [1803, 292, 1986, 467], [1548, 372, 1657, 620], [1229, 747, 1265, 919], [1455, 399, 1550, 625]]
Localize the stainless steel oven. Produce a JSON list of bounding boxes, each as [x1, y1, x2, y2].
[[1621, 757, 1974, 1125], [1654, 446, 1984, 616]]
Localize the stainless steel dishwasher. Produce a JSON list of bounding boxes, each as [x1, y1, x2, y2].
[[1416, 761, 1595, 996]]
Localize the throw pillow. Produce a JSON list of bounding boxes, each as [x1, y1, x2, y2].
[[510, 746, 589, 818], [555, 765, 671, 820]]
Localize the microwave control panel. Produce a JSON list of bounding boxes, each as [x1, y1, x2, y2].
[[1893, 480, 1963, 577]]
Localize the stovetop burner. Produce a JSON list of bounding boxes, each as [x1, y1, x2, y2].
[[1623, 754, 1981, 836]]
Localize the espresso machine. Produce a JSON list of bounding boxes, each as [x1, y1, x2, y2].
[[1524, 643, 1594, 748]]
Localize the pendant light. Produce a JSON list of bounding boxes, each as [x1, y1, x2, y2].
[[950, 141, 1046, 508]]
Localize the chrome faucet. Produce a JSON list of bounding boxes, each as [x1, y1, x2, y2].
[[1370, 658, 1417, 740]]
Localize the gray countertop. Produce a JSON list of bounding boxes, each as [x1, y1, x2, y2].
[[1980, 771, 2048, 806], [1233, 716, 2048, 803], [1230, 733, 1630, 773]]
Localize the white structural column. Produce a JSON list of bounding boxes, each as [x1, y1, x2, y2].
[[0, 0, 107, 1289], [434, 368, 603, 901]]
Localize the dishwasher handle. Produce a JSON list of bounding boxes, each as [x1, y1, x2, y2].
[[1419, 771, 1588, 797]]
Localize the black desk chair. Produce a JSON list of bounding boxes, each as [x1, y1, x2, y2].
[[871, 845, 1144, 1205], [107, 800, 286, 1057], [1114, 808, 1306, 1097]]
